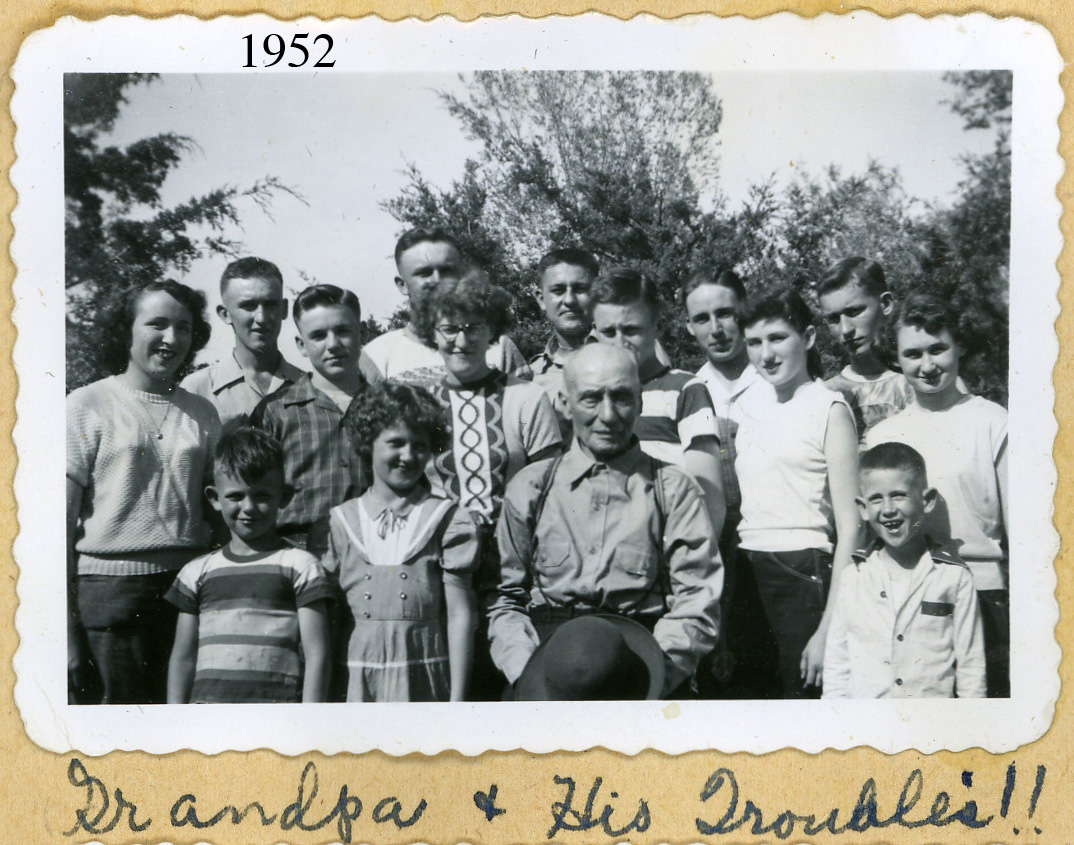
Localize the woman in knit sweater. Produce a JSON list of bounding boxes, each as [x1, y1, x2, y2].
[[66, 280, 220, 704]]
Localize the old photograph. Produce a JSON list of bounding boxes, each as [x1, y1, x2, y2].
[[10, 13, 1060, 755]]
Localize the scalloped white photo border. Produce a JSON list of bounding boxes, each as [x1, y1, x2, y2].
[[9, 11, 1062, 757]]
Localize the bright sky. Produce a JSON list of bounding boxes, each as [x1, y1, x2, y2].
[[105, 72, 996, 363]]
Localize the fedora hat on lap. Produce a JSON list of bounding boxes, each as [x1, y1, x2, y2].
[[514, 614, 665, 700]]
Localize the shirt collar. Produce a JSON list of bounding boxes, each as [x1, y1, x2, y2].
[[640, 360, 671, 384], [535, 333, 591, 369], [559, 437, 647, 488], [362, 483, 430, 521], [442, 368, 507, 394], [852, 537, 958, 568], [211, 350, 305, 393], [698, 360, 762, 400], [281, 372, 364, 411]]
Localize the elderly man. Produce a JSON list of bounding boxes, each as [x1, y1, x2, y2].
[[487, 344, 723, 697]]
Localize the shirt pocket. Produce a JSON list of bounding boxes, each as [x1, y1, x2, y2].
[[612, 544, 658, 579], [534, 541, 572, 575]]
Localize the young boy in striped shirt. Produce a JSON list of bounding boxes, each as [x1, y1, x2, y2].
[[166, 424, 333, 703], [591, 265, 726, 540]]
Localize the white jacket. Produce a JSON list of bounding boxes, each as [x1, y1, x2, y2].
[[823, 542, 986, 699]]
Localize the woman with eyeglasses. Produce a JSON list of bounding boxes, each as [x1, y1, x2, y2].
[[414, 268, 562, 699]]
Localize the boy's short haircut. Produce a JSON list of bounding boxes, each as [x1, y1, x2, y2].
[[345, 381, 450, 457], [393, 227, 462, 268], [413, 270, 515, 345], [214, 419, 286, 484], [292, 284, 361, 326], [537, 247, 600, 280], [681, 266, 747, 308], [817, 257, 888, 298], [220, 257, 284, 295], [590, 265, 663, 319], [859, 440, 929, 487]]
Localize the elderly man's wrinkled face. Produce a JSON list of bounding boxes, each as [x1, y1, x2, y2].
[[563, 346, 641, 461]]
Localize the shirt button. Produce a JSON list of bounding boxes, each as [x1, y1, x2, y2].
[[880, 591, 887, 598], [400, 592, 407, 599], [400, 573, 408, 579], [588, 546, 597, 555], [895, 678, 903, 686], [363, 612, 370, 618], [363, 592, 371, 599], [897, 634, 904, 642], [365, 574, 372, 580]]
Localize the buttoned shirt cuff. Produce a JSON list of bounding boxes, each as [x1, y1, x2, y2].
[[489, 612, 542, 683]]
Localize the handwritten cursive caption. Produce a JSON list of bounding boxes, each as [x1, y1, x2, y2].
[[63, 757, 1047, 842]]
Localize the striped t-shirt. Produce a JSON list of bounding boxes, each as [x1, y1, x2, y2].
[[636, 365, 720, 467], [166, 545, 334, 703]]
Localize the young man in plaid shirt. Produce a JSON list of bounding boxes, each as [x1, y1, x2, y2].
[[251, 284, 368, 550]]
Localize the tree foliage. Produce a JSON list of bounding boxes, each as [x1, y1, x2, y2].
[[386, 70, 1010, 401], [382, 71, 727, 361], [65, 73, 302, 390]]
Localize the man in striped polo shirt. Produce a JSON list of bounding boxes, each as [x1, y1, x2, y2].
[[591, 266, 726, 540]]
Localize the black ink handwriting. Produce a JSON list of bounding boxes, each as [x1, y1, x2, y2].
[[548, 776, 650, 839], [696, 766, 1000, 839], [64, 758, 151, 837], [474, 785, 507, 821]]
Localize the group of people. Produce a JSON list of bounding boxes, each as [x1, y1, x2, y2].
[[65, 226, 1008, 705]]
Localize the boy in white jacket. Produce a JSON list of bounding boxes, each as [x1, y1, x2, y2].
[[823, 442, 986, 698]]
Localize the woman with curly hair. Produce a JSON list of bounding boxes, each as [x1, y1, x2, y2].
[[866, 292, 1009, 697], [66, 279, 221, 704], [414, 270, 562, 520], [322, 382, 479, 702], [413, 269, 562, 699]]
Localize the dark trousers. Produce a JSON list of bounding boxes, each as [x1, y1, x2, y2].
[[978, 588, 1010, 698], [469, 525, 508, 702], [696, 517, 781, 699], [743, 549, 832, 700], [75, 572, 179, 705]]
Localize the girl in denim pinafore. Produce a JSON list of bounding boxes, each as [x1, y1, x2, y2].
[[322, 382, 479, 702]]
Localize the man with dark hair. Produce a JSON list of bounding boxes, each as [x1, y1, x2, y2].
[[591, 266, 727, 540], [251, 284, 367, 549], [358, 227, 531, 391], [488, 344, 722, 698], [183, 256, 305, 424], [530, 247, 599, 434], [531, 247, 671, 437]]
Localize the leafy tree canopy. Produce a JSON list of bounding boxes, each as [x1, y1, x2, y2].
[[382, 70, 1011, 405], [65, 73, 302, 390]]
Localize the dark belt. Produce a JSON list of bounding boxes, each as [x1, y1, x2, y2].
[[528, 604, 657, 632]]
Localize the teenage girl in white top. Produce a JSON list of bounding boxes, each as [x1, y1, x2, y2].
[[734, 288, 862, 698]]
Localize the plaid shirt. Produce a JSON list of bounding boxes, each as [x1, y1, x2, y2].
[[251, 374, 367, 535]]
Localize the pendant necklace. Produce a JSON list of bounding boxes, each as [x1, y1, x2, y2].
[[141, 389, 174, 440]]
